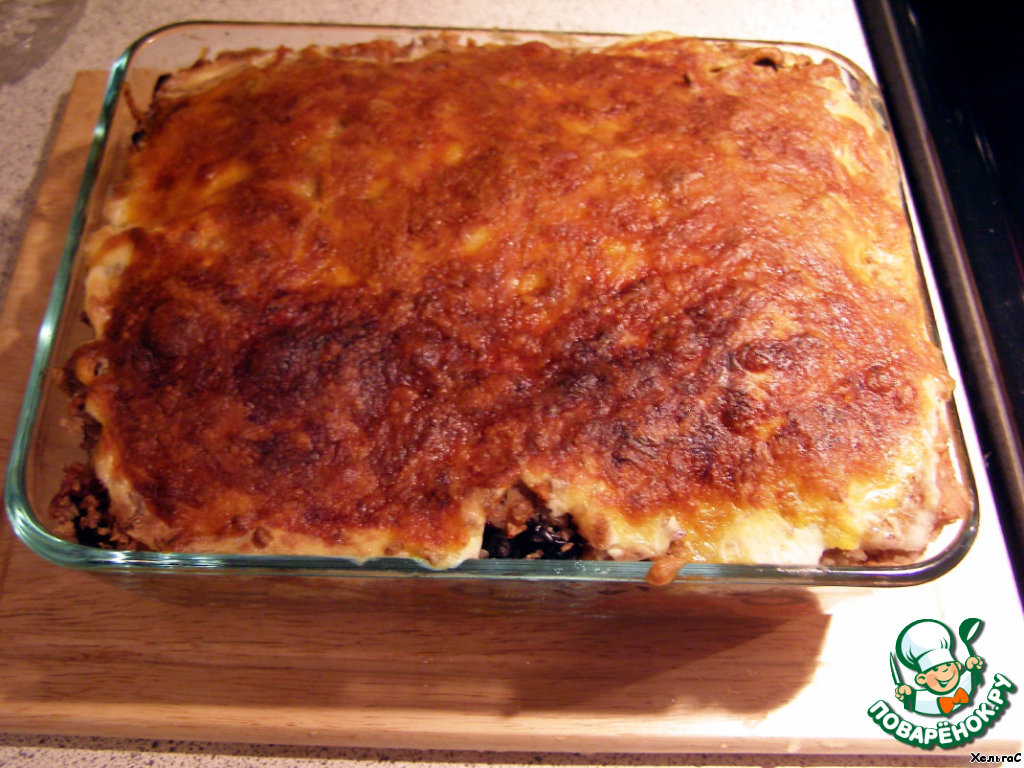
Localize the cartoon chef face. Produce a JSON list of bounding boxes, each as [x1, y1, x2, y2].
[[897, 619, 957, 678], [916, 660, 964, 694]]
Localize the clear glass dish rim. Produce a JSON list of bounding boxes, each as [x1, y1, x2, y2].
[[2, 20, 980, 586]]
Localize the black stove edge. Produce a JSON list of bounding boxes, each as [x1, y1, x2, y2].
[[856, 0, 1024, 609]]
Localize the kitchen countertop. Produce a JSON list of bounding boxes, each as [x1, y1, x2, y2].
[[1, 2, 1019, 766], [0, 736, 985, 768], [0, 735, 984, 768]]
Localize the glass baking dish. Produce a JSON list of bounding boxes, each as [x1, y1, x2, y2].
[[3, 21, 978, 588]]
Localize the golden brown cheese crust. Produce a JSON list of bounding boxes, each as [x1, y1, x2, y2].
[[59, 35, 970, 571]]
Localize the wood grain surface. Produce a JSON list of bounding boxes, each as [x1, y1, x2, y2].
[[0, 71, 1021, 756]]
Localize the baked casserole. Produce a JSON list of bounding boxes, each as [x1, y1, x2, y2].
[[50, 33, 971, 583]]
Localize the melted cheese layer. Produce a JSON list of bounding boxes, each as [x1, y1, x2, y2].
[[59, 34, 971, 575]]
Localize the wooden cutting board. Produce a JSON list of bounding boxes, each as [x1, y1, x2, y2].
[[1, 72, 1022, 755]]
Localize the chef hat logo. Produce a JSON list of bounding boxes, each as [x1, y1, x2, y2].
[[896, 618, 957, 673]]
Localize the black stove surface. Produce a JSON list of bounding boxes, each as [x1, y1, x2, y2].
[[899, 1, 1024, 401], [858, 0, 1024, 604]]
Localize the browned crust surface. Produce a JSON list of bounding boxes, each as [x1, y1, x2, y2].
[[58, 35, 970, 569]]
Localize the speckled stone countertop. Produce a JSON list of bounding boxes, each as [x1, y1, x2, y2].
[[0, 1, 954, 766], [0, 735, 974, 768]]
